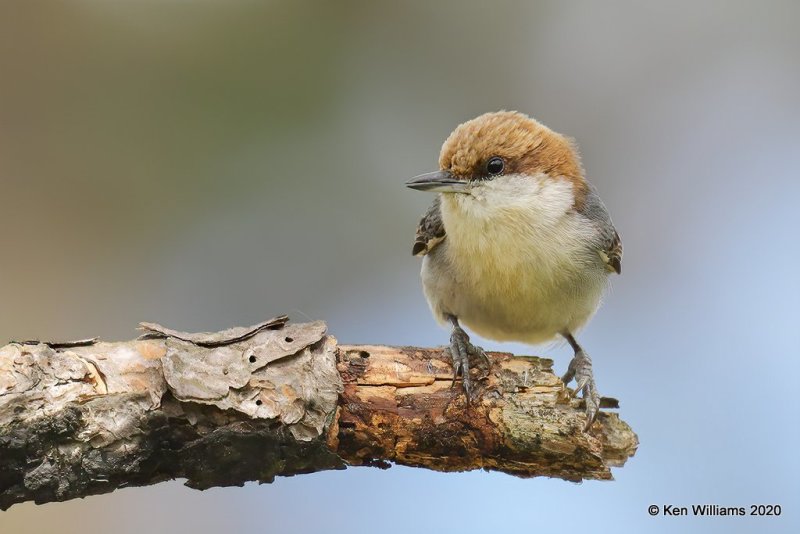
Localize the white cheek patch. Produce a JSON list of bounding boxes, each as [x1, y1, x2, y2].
[[457, 174, 575, 223]]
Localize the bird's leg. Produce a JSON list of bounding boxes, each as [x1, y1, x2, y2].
[[561, 332, 601, 431], [445, 314, 490, 401]]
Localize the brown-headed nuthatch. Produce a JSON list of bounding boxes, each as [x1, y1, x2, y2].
[[407, 111, 622, 430]]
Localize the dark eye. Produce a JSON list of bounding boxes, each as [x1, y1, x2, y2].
[[486, 156, 504, 176]]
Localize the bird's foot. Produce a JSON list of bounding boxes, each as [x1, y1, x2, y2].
[[562, 349, 601, 431], [445, 325, 490, 402]]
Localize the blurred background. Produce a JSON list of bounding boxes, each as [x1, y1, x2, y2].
[[1, 1, 798, 532]]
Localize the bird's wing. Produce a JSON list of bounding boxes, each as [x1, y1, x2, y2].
[[413, 196, 446, 256], [579, 185, 622, 275], [601, 229, 623, 275]]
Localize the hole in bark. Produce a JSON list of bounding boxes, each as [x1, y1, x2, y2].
[[359, 350, 370, 359], [285, 336, 294, 343], [339, 421, 356, 429], [249, 355, 257, 363], [255, 400, 262, 406]]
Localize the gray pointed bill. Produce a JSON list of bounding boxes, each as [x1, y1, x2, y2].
[[405, 170, 468, 193]]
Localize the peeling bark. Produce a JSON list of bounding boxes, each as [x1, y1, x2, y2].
[[0, 319, 638, 510]]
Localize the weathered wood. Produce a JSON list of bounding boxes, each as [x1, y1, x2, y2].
[[0, 319, 637, 510]]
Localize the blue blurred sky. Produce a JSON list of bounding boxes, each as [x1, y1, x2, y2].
[[1, 1, 798, 533]]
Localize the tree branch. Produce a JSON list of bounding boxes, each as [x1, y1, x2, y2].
[[0, 317, 638, 510]]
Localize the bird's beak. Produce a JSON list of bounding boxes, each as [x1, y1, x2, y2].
[[405, 170, 469, 193]]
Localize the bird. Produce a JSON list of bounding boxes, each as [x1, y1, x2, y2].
[[406, 110, 622, 430]]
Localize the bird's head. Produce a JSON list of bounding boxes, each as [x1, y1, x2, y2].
[[406, 111, 587, 211]]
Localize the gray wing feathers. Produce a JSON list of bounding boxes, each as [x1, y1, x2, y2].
[[413, 196, 446, 256], [604, 231, 623, 275], [580, 185, 622, 274]]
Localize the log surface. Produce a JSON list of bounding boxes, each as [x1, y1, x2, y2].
[[0, 319, 638, 510]]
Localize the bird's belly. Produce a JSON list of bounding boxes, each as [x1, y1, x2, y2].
[[459, 272, 604, 344], [421, 242, 607, 344]]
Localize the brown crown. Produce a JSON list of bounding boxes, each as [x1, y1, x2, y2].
[[438, 111, 587, 205]]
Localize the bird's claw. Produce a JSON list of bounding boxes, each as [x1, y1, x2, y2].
[[447, 326, 489, 402], [562, 349, 600, 431], [573, 376, 589, 397]]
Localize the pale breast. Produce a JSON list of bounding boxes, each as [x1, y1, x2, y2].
[[422, 175, 609, 343]]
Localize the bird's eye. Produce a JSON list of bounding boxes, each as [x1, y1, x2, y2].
[[486, 156, 504, 176]]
